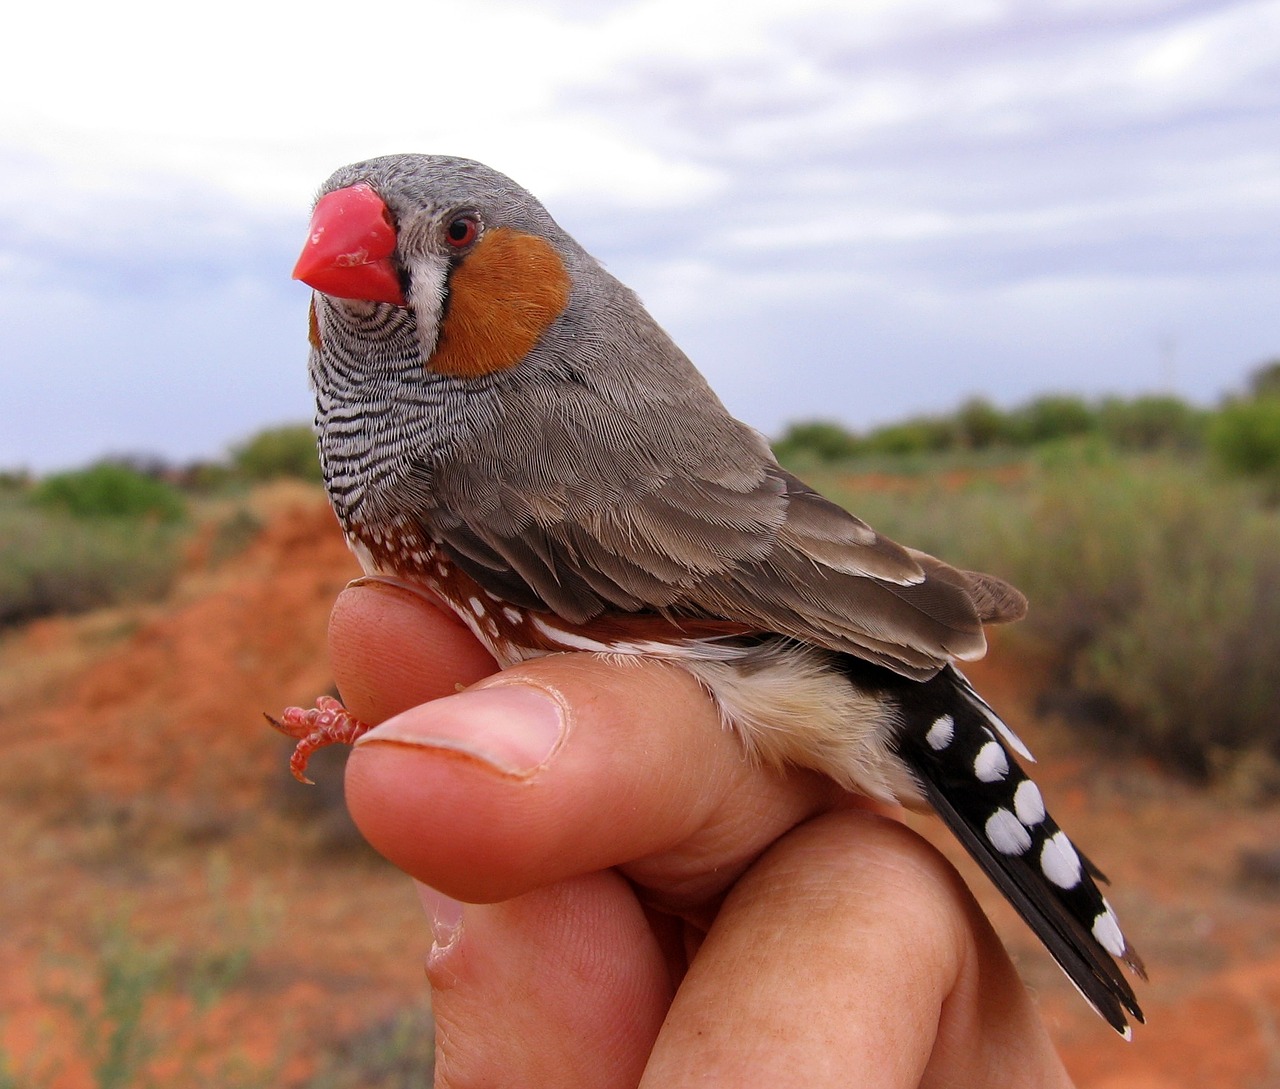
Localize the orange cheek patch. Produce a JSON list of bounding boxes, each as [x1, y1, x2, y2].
[[429, 227, 572, 379]]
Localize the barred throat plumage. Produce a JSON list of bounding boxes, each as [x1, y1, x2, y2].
[[309, 292, 504, 530]]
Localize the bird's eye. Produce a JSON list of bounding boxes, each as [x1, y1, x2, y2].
[[445, 214, 480, 248]]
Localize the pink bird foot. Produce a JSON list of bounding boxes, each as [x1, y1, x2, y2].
[[265, 695, 372, 784]]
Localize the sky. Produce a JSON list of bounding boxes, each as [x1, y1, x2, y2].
[[2, 0, 1279, 471]]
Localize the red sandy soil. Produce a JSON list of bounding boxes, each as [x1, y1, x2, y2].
[[2, 482, 1278, 1086], [839, 463, 1032, 494]]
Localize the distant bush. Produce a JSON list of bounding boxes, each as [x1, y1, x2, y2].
[[954, 398, 1015, 450], [230, 424, 322, 482], [0, 504, 184, 625], [797, 454, 1280, 790], [2, 464, 187, 625], [1097, 395, 1207, 452], [861, 415, 955, 456], [774, 390, 1222, 464], [202, 505, 266, 568], [1209, 398, 1280, 481], [1246, 358, 1280, 400], [0, 469, 32, 494], [1008, 394, 1097, 446], [32, 462, 186, 522], [1016, 460, 1280, 784], [773, 420, 863, 463], [171, 460, 238, 493]]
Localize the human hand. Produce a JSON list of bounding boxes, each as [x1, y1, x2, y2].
[[332, 577, 1074, 1088]]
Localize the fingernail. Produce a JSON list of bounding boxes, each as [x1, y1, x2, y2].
[[355, 682, 568, 777], [345, 574, 449, 609], [417, 883, 464, 964]]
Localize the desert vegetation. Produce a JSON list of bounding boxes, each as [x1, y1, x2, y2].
[[4, 365, 1280, 1086], [769, 360, 1280, 792], [7, 364, 1279, 792]]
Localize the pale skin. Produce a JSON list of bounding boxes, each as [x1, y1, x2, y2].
[[331, 577, 1075, 1088]]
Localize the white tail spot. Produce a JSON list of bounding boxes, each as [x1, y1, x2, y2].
[[974, 741, 1009, 782], [1013, 779, 1046, 826], [985, 809, 1032, 855], [1092, 903, 1127, 958], [1041, 831, 1083, 889], [926, 714, 955, 750]]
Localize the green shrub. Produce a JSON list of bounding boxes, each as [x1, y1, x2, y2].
[[32, 463, 185, 522], [1208, 398, 1280, 480], [954, 398, 1016, 450], [1097, 395, 1207, 452], [176, 460, 238, 493], [861, 415, 955, 456], [1009, 394, 1098, 446], [776, 392, 1213, 465], [230, 424, 322, 482], [0, 469, 32, 494], [772, 420, 863, 463], [0, 504, 184, 625], [205, 507, 265, 567], [1246, 358, 1280, 400], [798, 454, 1280, 787], [997, 458, 1280, 781]]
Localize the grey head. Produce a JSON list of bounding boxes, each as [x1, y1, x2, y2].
[[303, 153, 770, 541]]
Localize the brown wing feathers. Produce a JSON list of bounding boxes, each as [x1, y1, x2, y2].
[[432, 449, 1011, 677]]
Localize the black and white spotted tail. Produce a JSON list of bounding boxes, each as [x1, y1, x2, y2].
[[888, 665, 1147, 1036]]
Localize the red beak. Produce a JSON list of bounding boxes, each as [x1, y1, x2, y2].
[[292, 183, 407, 306]]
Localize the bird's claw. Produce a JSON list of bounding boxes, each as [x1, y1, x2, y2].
[[265, 695, 371, 784]]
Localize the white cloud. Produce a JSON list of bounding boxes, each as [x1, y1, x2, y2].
[[1, 0, 729, 212], [2, 0, 1279, 469]]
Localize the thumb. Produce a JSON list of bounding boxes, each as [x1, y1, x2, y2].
[[342, 651, 830, 907]]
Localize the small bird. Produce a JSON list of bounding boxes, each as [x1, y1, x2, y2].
[[275, 153, 1146, 1035]]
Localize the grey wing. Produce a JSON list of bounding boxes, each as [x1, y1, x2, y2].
[[422, 381, 1021, 680]]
